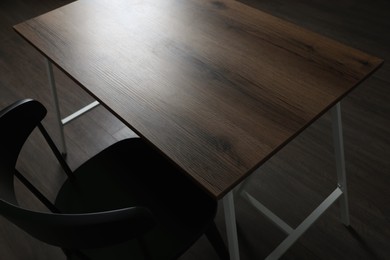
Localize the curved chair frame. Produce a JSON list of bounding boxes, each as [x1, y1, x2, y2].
[[0, 99, 229, 260]]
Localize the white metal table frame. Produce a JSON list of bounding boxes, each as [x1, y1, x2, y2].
[[222, 102, 350, 260], [46, 57, 350, 260], [45, 58, 100, 155]]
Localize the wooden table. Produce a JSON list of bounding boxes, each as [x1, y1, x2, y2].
[[14, 0, 383, 259]]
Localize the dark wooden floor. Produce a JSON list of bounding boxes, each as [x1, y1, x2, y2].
[[1, 0, 389, 259]]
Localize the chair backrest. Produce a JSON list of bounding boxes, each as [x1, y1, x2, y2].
[[0, 199, 154, 249], [0, 99, 155, 250], [0, 99, 46, 203]]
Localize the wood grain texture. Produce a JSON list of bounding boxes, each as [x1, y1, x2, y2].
[[1, 0, 390, 259], [13, 0, 383, 199]]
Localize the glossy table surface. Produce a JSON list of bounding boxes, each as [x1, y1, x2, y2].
[[14, 0, 383, 199]]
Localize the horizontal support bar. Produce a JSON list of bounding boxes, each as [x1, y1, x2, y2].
[[243, 191, 293, 235], [61, 100, 100, 125], [265, 187, 343, 260]]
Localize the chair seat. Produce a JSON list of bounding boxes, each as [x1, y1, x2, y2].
[[55, 138, 217, 259]]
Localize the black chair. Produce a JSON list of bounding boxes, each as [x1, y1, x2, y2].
[[0, 99, 229, 260]]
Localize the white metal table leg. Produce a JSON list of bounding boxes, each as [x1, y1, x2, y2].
[[45, 58, 67, 155], [231, 103, 351, 259], [331, 102, 350, 226], [223, 191, 240, 260]]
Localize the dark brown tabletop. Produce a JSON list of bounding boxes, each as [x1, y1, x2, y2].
[[14, 0, 383, 199]]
